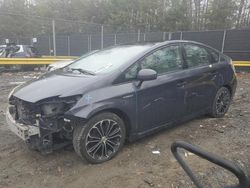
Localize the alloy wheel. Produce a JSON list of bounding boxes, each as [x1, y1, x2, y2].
[[85, 119, 122, 160], [215, 89, 231, 115]]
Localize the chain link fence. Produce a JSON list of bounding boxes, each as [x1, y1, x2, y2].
[[1, 29, 250, 60]]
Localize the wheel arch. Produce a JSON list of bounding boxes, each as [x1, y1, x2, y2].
[[222, 84, 232, 97], [88, 108, 132, 138]]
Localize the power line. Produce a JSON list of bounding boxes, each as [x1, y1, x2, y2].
[[0, 11, 108, 27], [0, 11, 148, 28]]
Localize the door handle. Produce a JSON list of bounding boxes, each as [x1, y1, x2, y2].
[[176, 80, 187, 87]]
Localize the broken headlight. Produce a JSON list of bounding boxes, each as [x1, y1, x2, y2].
[[41, 103, 65, 116], [40, 95, 82, 116], [8, 83, 24, 102]]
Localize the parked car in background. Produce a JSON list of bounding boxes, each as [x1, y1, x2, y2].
[[0, 44, 41, 71], [6, 41, 237, 163], [0, 44, 41, 58], [0, 45, 5, 52], [0, 45, 9, 57]]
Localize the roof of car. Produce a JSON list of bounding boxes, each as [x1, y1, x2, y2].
[[114, 40, 206, 47], [114, 40, 218, 53]]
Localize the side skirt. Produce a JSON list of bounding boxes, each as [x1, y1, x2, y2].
[[128, 109, 208, 142]]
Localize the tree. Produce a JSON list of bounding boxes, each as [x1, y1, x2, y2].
[[163, 0, 192, 31], [0, 0, 250, 39], [206, 0, 237, 30]]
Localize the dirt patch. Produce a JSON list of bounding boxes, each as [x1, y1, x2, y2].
[[0, 72, 250, 188]]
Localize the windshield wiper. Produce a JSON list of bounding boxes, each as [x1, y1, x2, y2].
[[69, 68, 96, 75]]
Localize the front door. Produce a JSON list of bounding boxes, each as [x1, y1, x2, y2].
[[134, 45, 188, 133]]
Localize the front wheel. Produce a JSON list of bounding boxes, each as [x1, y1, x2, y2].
[[73, 112, 126, 164], [210, 87, 232, 118]]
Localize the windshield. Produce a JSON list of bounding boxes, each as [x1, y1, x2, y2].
[[67, 45, 152, 74]]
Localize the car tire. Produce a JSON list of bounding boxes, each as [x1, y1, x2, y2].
[[73, 112, 126, 164], [210, 87, 231, 118]]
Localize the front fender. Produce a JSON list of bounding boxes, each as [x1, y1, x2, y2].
[[65, 97, 137, 132], [65, 81, 137, 134], [71, 101, 121, 119]]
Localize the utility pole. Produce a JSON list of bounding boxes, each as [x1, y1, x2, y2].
[[114, 34, 117, 45], [67, 35, 70, 56], [221, 30, 227, 53], [88, 35, 92, 52], [52, 19, 56, 56], [168, 32, 172, 40], [101, 25, 104, 49], [137, 29, 141, 42]]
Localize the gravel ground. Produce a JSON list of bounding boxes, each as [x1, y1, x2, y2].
[[0, 71, 249, 188]]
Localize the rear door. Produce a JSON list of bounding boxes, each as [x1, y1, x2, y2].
[[182, 43, 218, 114]]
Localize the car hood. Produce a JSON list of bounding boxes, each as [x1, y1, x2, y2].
[[13, 70, 105, 103]]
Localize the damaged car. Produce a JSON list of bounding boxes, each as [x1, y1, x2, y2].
[[6, 41, 237, 163]]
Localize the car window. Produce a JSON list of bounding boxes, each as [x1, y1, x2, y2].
[[15, 45, 22, 53], [207, 48, 219, 63], [124, 45, 183, 80], [141, 45, 183, 74], [220, 55, 227, 62], [0, 47, 4, 56], [184, 44, 210, 68], [125, 63, 140, 80]]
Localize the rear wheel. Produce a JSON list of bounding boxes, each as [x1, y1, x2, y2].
[[210, 87, 231, 118], [73, 112, 126, 164]]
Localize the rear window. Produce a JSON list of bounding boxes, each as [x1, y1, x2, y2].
[[219, 55, 228, 62], [184, 44, 210, 68], [207, 48, 219, 63]]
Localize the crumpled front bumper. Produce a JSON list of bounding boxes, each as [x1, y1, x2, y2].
[[5, 107, 40, 141]]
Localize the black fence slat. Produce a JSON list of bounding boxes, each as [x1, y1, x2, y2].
[[33, 36, 50, 55], [103, 34, 115, 48], [182, 31, 224, 51], [69, 34, 88, 56], [171, 32, 181, 40], [146, 32, 164, 42], [56, 35, 68, 56], [224, 30, 250, 51], [1, 29, 250, 60], [91, 35, 102, 50]]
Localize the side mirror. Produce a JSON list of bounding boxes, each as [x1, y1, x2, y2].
[[137, 69, 157, 82], [171, 141, 250, 188]]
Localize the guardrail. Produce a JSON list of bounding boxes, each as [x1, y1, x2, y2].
[[0, 58, 74, 65], [41, 56, 78, 59], [0, 58, 249, 66], [233, 61, 250, 67]]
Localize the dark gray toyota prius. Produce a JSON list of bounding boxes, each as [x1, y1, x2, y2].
[[6, 41, 237, 163]]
